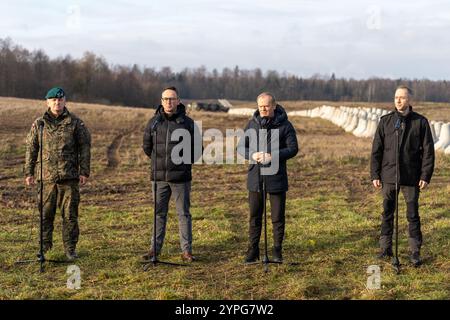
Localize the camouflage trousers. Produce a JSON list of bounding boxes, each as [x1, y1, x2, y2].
[[38, 180, 80, 251]]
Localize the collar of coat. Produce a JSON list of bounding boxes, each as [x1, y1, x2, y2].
[[393, 105, 414, 121], [155, 103, 187, 124], [43, 107, 72, 125], [252, 104, 288, 128]]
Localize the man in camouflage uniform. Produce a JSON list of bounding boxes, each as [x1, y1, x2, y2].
[[24, 87, 91, 261]]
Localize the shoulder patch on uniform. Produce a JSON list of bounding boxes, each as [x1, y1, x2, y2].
[[31, 117, 41, 129]]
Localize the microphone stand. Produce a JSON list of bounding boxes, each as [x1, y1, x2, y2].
[[143, 117, 185, 270], [260, 163, 282, 273], [258, 124, 282, 273], [247, 120, 299, 271], [16, 121, 68, 272]]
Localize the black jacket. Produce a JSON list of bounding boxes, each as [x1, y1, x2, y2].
[[238, 105, 299, 193], [143, 104, 200, 182], [370, 107, 435, 186]]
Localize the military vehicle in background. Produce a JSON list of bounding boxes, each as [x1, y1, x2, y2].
[[188, 99, 233, 112]]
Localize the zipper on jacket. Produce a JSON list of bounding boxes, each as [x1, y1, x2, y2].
[[165, 120, 170, 181]]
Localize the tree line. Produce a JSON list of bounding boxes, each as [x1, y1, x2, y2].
[[1, 38, 449, 108]]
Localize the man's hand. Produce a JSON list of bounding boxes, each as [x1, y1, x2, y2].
[[259, 152, 271, 165], [418, 180, 428, 190], [372, 179, 382, 189], [251, 152, 271, 164], [79, 175, 89, 186], [25, 176, 35, 186], [251, 152, 261, 162]]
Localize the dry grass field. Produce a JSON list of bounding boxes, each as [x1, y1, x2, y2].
[[0, 97, 449, 300]]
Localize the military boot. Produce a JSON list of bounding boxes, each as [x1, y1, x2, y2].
[[65, 248, 79, 261]]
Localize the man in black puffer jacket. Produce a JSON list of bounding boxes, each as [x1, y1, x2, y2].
[[370, 85, 435, 267], [238, 92, 298, 263], [142, 86, 200, 262]]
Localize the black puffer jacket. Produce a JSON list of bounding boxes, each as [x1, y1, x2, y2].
[[370, 107, 435, 185], [143, 104, 199, 182], [238, 105, 299, 193]]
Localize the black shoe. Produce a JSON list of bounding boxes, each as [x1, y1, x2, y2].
[[377, 248, 393, 260], [272, 246, 283, 263], [65, 249, 79, 261], [244, 247, 260, 264], [410, 251, 422, 267]]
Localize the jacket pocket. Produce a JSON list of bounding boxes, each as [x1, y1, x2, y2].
[[60, 153, 78, 178]]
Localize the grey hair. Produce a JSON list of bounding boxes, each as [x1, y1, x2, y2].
[[256, 92, 276, 106]]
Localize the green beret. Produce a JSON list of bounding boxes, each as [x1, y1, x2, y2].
[[45, 87, 66, 99]]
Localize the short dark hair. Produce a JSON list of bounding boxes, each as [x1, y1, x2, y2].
[[396, 85, 413, 96], [162, 86, 179, 97]]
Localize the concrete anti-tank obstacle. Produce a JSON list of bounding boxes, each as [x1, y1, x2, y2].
[[434, 123, 450, 151]]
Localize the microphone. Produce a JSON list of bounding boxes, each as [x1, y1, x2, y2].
[[394, 118, 402, 130]]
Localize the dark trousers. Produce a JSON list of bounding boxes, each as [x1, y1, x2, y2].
[[380, 183, 422, 252], [248, 191, 286, 249]]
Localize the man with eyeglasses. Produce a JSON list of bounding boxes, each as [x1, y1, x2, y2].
[[142, 86, 199, 262]]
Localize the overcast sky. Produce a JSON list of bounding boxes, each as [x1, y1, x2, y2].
[[2, 0, 450, 79]]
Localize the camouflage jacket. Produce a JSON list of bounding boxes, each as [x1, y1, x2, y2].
[[25, 108, 91, 182]]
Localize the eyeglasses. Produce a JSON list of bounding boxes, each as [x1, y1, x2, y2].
[[161, 97, 178, 102]]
